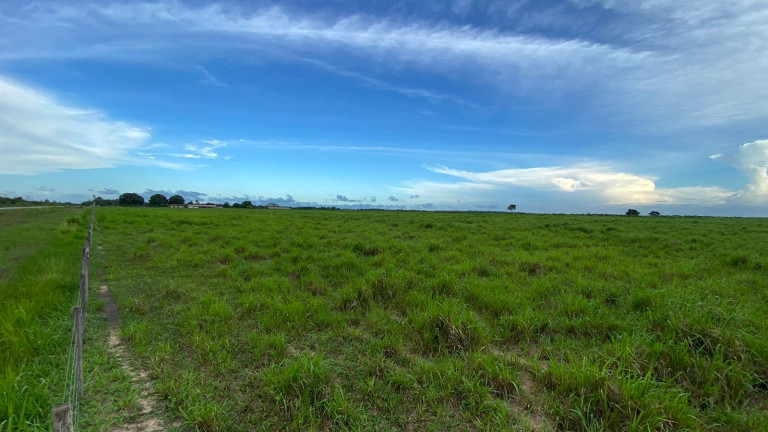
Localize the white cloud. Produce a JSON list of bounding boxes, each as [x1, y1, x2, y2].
[[409, 162, 734, 206], [183, 139, 226, 159], [0, 3, 643, 97], [2, 1, 765, 130], [712, 139, 768, 204], [196, 65, 226, 87], [299, 58, 472, 105], [393, 179, 499, 201], [0, 76, 166, 174]]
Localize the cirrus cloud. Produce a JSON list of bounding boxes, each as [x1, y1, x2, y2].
[[1, 1, 766, 131]]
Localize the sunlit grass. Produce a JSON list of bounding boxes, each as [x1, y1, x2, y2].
[[95, 208, 768, 430], [0, 208, 85, 431]]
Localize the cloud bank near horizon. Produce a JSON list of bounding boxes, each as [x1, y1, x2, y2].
[[395, 139, 768, 207]]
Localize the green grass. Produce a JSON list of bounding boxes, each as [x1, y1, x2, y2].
[[81, 209, 768, 430], [0, 207, 87, 431]]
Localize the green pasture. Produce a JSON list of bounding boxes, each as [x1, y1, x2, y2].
[[0, 207, 85, 431], [92, 208, 767, 431], [2, 207, 767, 431]]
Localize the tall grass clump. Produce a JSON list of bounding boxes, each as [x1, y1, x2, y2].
[[410, 299, 488, 354], [261, 353, 363, 430]]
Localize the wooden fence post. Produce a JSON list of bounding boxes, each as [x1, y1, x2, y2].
[[73, 307, 83, 398], [81, 246, 89, 307], [79, 273, 85, 307], [51, 404, 73, 432], [85, 247, 89, 299]]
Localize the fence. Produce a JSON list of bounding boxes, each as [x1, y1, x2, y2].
[[51, 205, 94, 432]]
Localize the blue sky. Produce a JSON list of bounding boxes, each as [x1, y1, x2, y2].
[[1, 0, 767, 214]]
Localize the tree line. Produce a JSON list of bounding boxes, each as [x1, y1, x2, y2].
[[626, 209, 661, 216], [85, 193, 319, 209], [0, 196, 78, 207], [83, 193, 185, 207]]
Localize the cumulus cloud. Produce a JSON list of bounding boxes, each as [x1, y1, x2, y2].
[[256, 195, 297, 206], [97, 188, 119, 196], [387, 195, 400, 202], [711, 139, 768, 204], [402, 162, 735, 206], [335, 194, 358, 202], [0, 76, 163, 174]]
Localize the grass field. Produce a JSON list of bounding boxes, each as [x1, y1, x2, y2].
[[87, 207, 768, 431], [0, 207, 86, 431]]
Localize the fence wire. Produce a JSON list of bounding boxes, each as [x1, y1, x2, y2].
[[56, 203, 94, 431]]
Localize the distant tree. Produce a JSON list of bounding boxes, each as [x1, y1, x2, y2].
[[507, 204, 517, 212], [149, 194, 169, 207], [626, 208, 640, 216], [92, 197, 118, 206], [222, 202, 230, 208], [119, 192, 145, 206], [649, 210, 661, 216], [232, 202, 243, 208], [241, 200, 253, 209], [168, 194, 184, 205]]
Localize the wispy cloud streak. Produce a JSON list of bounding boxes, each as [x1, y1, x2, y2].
[[2, 1, 764, 129], [0, 75, 180, 174]]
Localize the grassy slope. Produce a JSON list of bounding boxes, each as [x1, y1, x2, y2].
[[96, 208, 768, 431], [0, 207, 86, 431]]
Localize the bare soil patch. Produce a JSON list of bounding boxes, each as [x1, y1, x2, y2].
[[98, 283, 166, 432]]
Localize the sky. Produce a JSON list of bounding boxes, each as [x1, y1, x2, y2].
[[1, 0, 767, 215]]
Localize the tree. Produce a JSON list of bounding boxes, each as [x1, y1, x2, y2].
[[222, 202, 231, 208], [507, 204, 517, 212], [119, 192, 145, 206], [169, 194, 185, 205], [626, 209, 640, 216], [92, 196, 118, 206], [649, 210, 661, 216], [149, 194, 169, 207], [241, 200, 253, 209]]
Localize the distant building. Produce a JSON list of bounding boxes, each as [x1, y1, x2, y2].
[[267, 205, 291, 210]]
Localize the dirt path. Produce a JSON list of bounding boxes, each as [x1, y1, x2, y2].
[[98, 282, 166, 431]]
